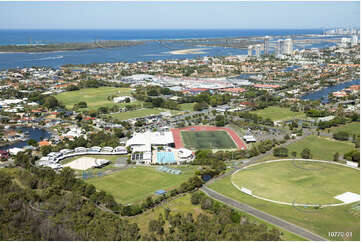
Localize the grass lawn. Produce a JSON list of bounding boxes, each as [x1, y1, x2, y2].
[[209, 176, 360, 241], [232, 160, 360, 204], [55, 87, 132, 110], [179, 103, 196, 111], [181, 130, 237, 150], [286, 135, 355, 161], [250, 106, 306, 121], [260, 135, 355, 162], [129, 193, 305, 241], [86, 166, 197, 204], [327, 122, 360, 136], [109, 108, 164, 120]]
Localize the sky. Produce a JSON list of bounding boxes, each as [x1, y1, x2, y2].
[[0, 1, 359, 29]]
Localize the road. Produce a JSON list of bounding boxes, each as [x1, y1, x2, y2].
[[201, 186, 328, 241]]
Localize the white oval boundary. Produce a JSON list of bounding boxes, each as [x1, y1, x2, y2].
[[231, 159, 360, 207]]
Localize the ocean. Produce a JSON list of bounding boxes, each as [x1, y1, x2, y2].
[[0, 29, 324, 45], [0, 29, 336, 70]]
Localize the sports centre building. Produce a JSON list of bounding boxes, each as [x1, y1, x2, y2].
[[126, 126, 247, 164], [126, 130, 194, 164]]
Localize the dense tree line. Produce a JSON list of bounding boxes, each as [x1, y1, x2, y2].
[[0, 165, 140, 240], [305, 109, 329, 117], [132, 86, 177, 101], [318, 116, 347, 130], [333, 131, 350, 141], [144, 192, 282, 240], [239, 112, 274, 126]]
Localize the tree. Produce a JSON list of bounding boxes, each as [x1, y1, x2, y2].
[[142, 196, 154, 209], [40, 145, 52, 156], [333, 152, 339, 161], [215, 115, 225, 126], [66, 85, 79, 91], [200, 197, 213, 210], [191, 192, 202, 205], [77, 101, 87, 108], [147, 89, 158, 96], [151, 97, 164, 107], [97, 106, 108, 114], [333, 131, 349, 141], [291, 151, 297, 158], [301, 148, 312, 159], [43, 96, 60, 109], [27, 139, 38, 147], [273, 147, 288, 157], [84, 183, 96, 197], [344, 150, 360, 164], [193, 102, 203, 111]]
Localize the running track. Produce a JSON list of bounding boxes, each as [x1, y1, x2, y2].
[[171, 126, 247, 150]]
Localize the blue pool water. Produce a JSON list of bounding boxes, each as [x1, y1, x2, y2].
[[157, 152, 176, 164]]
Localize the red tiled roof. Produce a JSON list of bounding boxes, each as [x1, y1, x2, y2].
[[221, 88, 246, 93], [253, 84, 280, 88], [38, 140, 51, 147]]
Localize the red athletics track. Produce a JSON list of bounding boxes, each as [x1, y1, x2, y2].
[[171, 126, 247, 150]]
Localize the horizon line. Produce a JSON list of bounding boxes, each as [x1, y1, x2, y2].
[[0, 27, 355, 30]]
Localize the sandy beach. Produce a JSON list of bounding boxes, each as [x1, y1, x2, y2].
[[167, 48, 208, 55]]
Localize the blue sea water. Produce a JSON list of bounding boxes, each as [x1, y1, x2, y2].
[[0, 29, 324, 45], [0, 29, 334, 70]]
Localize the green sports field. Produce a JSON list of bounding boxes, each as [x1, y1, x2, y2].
[[181, 130, 237, 150], [209, 175, 360, 241], [250, 106, 306, 121], [86, 166, 197, 204], [55, 87, 132, 110], [232, 160, 360, 204]]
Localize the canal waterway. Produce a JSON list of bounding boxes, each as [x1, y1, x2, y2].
[[0, 126, 51, 150], [301, 79, 360, 103]]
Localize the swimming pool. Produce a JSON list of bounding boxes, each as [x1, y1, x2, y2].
[[157, 152, 176, 164]]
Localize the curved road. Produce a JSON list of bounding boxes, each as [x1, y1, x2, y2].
[[201, 186, 327, 241]]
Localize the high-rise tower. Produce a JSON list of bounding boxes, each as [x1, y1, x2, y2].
[[276, 39, 283, 57], [248, 45, 253, 57], [264, 36, 270, 56], [255, 45, 261, 57], [284, 39, 293, 55]]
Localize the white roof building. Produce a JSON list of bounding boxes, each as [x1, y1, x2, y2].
[[113, 96, 133, 103], [126, 131, 174, 148], [317, 116, 335, 122], [178, 148, 193, 159], [243, 135, 256, 143], [8, 147, 24, 155], [126, 131, 175, 163]]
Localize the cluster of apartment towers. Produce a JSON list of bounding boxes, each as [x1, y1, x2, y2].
[[248, 36, 293, 57]]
